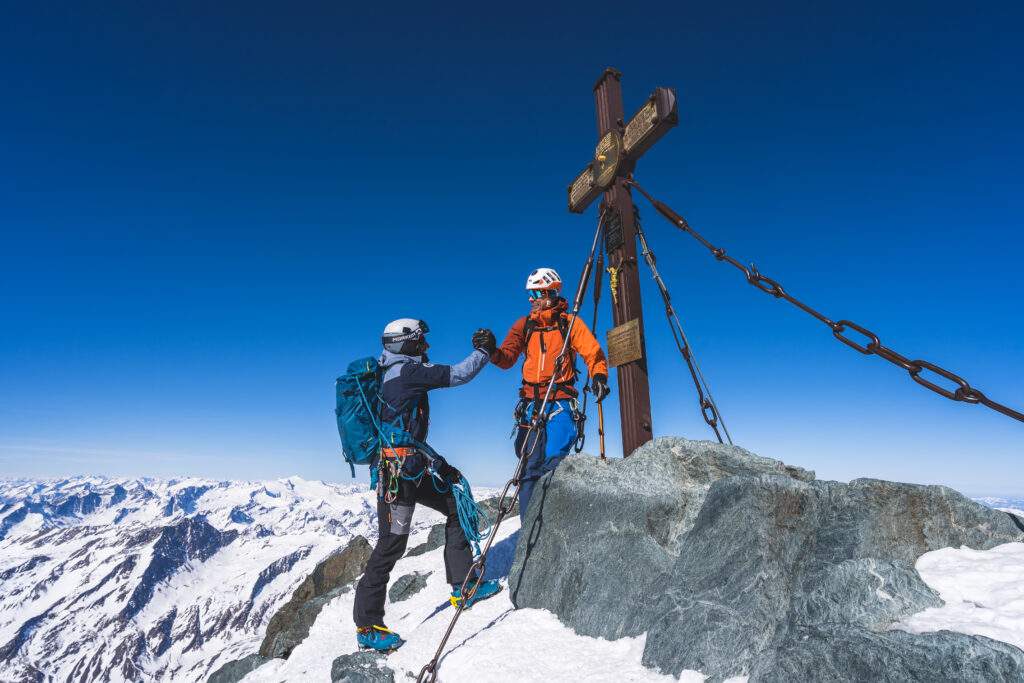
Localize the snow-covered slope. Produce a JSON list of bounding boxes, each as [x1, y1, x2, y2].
[[0, 476, 438, 683], [244, 507, 1024, 683], [241, 513, 704, 683], [1, 477, 1022, 683]]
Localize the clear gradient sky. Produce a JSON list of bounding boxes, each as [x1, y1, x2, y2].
[[2, 1, 1021, 493]]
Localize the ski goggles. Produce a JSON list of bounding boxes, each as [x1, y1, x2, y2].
[[528, 289, 557, 300]]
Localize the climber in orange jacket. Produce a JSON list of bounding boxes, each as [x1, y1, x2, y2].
[[472, 267, 610, 521]]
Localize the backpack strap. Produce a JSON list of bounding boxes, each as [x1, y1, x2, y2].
[[523, 318, 537, 346], [521, 313, 579, 397]]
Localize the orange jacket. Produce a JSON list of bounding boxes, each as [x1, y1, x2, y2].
[[490, 299, 609, 400]]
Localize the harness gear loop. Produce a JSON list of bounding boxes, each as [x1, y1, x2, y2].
[[569, 398, 586, 453], [415, 205, 611, 683]]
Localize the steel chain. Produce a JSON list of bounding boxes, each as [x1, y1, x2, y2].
[[633, 205, 730, 443], [415, 208, 610, 683], [627, 179, 1024, 424]]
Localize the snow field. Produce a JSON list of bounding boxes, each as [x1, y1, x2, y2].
[[894, 542, 1024, 651], [241, 511, 725, 683], [241, 504, 1024, 682], [4, 478, 1024, 682]]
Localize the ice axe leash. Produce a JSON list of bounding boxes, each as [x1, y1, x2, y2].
[[415, 208, 609, 683]]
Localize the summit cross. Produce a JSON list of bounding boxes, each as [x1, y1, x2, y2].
[[567, 67, 678, 458]]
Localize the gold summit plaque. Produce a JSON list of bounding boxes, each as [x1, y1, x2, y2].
[[569, 166, 595, 208], [593, 130, 623, 189], [624, 98, 658, 154], [606, 318, 643, 368]]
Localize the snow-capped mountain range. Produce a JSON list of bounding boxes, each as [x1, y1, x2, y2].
[[0, 477, 1020, 683], [0, 476, 445, 683]]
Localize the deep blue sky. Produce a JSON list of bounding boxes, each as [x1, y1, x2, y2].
[[2, 1, 1021, 493]]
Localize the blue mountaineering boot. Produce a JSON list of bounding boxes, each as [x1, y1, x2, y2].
[[356, 625, 405, 652], [450, 578, 501, 609]]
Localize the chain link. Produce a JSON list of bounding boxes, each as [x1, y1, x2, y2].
[[416, 207, 611, 683], [633, 205, 730, 443], [627, 179, 1024, 425]]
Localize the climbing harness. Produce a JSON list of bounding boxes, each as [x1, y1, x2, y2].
[[360, 371, 494, 552], [511, 397, 586, 453], [626, 177, 1024, 425], [633, 205, 731, 444], [569, 398, 586, 453], [415, 206, 611, 683]]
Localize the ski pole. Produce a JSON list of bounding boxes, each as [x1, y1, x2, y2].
[[598, 402, 606, 461]]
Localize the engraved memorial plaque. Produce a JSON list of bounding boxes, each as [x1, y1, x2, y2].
[[606, 318, 643, 368], [624, 98, 658, 154], [604, 211, 623, 253], [568, 164, 602, 214]]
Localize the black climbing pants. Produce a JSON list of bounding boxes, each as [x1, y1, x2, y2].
[[353, 475, 475, 628]]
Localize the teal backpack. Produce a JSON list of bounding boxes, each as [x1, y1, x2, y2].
[[335, 357, 385, 477]]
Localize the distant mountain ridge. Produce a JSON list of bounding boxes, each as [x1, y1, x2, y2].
[[0, 475, 423, 683], [0, 474, 1016, 682]]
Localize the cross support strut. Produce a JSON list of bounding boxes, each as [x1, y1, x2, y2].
[[568, 67, 676, 456]]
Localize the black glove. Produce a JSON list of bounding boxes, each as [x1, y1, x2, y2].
[[437, 459, 463, 484], [591, 373, 610, 404], [471, 328, 497, 356]]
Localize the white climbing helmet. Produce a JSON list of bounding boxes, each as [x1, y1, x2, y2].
[[526, 267, 562, 291], [382, 318, 430, 355]]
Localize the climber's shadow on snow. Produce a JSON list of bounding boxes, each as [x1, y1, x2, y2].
[[480, 530, 518, 581]]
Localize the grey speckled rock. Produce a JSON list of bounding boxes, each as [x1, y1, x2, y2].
[[405, 495, 514, 558], [789, 558, 943, 631], [509, 437, 1024, 682], [331, 651, 395, 683], [751, 626, 1024, 682], [206, 653, 273, 683], [425, 523, 446, 551], [510, 438, 814, 640], [388, 571, 430, 603], [476, 494, 518, 528], [259, 536, 372, 659]]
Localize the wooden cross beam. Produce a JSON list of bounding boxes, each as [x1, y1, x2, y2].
[[567, 67, 678, 458]]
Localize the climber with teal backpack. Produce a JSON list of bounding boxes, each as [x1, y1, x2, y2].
[[337, 318, 502, 652]]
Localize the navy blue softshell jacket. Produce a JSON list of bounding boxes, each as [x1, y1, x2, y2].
[[375, 348, 488, 472]]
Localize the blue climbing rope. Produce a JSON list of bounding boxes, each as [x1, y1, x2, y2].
[[356, 374, 491, 554], [450, 475, 491, 558]]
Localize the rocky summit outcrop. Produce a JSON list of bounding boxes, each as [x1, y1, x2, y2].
[[331, 651, 395, 683], [509, 437, 1024, 682], [206, 653, 273, 683], [258, 536, 373, 659], [388, 571, 430, 603]]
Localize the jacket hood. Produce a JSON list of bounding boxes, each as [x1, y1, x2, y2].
[[379, 348, 422, 366], [529, 297, 569, 325]]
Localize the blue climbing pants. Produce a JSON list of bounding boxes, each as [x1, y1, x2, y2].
[[514, 400, 577, 523]]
